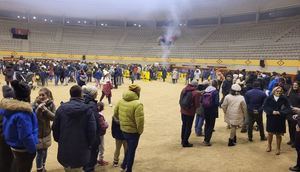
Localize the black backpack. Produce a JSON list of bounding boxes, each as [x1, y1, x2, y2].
[[179, 90, 194, 109]]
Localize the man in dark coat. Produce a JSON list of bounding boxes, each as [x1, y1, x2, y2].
[[245, 81, 267, 142], [221, 75, 233, 104], [52, 85, 96, 171]]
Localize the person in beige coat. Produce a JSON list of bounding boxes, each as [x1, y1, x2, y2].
[[221, 84, 247, 147]]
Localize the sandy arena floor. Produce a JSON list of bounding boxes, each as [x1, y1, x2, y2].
[[0, 77, 297, 172]]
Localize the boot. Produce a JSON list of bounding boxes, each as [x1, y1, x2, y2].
[[228, 138, 235, 147], [233, 136, 237, 143]]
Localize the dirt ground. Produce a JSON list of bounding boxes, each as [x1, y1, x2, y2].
[[0, 77, 297, 172]]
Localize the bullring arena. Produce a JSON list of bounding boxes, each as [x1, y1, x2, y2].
[[0, 0, 300, 172]]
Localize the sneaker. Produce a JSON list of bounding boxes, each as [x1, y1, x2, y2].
[[287, 141, 292, 145], [120, 167, 126, 172], [113, 162, 118, 167], [182, 143, 193, 147], [289, 166, 300, 171], [97, 160, 109, 166], [109, 104, 113, 107]]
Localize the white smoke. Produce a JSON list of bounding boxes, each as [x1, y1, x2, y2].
[[161, 4, 182, 62]]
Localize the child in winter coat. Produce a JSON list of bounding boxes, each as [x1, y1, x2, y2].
[[100, 71, 113, 107], [97, 102, 109, 166], [111, 116, 127, 167]]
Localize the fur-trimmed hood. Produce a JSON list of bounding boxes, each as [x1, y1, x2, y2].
[[0, 98, 33, 113]]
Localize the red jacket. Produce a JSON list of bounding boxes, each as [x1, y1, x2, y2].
[[180, 85, 201, 116], [102, 81, 113, 97]]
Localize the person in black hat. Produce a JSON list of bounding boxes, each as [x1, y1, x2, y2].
[[0, 80, 38, 172]]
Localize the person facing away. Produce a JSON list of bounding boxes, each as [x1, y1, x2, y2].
[[0, 80, 38, 172], [114, 84, 144, 172], [52, 85, 97, 171]]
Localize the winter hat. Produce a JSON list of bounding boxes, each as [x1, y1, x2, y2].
[[190, 80, 198, 87], [2, 85, 15, 98], [82, 85, 98, 98], [10, 80, 31, 102], [231, 84, 241, 92], [129, 84, 141, 95]]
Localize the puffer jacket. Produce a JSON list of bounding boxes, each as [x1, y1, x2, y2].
[[114, 91, 144, 135], [32, 100, 56, 149], [221, 94, 247, 125], [0, 98, 38, 153]]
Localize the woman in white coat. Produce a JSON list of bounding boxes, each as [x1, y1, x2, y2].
[[221, 84, 247, 146]]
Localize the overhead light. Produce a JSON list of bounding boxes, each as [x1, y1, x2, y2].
[[22, 16, 26, 19], [84, 20, 87, 24], [66, 21, 70, 24], [138, 25, 141, 27], [50, 19, 53, 23], [104, 24, 107, 26], [133, 24, 137, 26], [33, 16, 37, 20], [179, 24, 182, 26], [101, 23, 104, 26], [78, 21, 81, 23], [17, 16, 20, 18], [44, 19, 47, 22]]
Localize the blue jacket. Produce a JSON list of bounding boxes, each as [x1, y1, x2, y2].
[[0, 99, 38, 153], [268, 78, 279, 93], [245, 88, 267, 112], [93, 71, 103, 80]]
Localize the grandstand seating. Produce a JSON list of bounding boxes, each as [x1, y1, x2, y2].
[[0, 17, 299, 59]]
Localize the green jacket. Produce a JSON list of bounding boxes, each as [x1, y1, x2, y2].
[[114, 90, 144, 135]]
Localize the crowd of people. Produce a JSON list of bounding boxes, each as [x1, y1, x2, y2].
[[1, 57, 300, 171], [179, 69, 300, 171]]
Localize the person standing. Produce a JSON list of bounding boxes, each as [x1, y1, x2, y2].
[[3, 63, 14, 85], [52, 85, 97, 171], [286, 82, 300, 148], [162, 68, 167, 82], [100, 70, 113, 107], [221, 84, 247, 147], [202, 80, 219, 146], [245, 81, 267, 142], [33, 88, 56, 172], [263, 86, 292, 155], [0, 80, 38, 172], [179, 80, 201, 147], [114, 84, 144, 172], [289, 107, 300, 171]]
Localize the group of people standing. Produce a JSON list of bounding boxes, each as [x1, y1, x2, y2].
[[179, 70, 300, 171]]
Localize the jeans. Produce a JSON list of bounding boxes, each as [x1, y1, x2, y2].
[[247, 111, 265, 139], [36, 149, 48, 171], [181, 114, 195, 145], [204, 115, 216, 143], [0, 137, 13, 172], [64, 167, 82, 172], [11, 150, 36, 172], [54, 75, 60, 86], [121, 133, 140, 172], [194, 114, 205, 136], [100, 91, 111, 104], [83, 142, 99, 172], [98, 136, 104, 160]]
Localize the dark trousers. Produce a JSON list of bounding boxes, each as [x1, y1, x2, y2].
[[11, 150, 36, 172], [83, 142, 99, 172], [288, 119, 297, 143], [181, 114, 195, 145], [100, 91, 111, 104], [0, 138, 13, 172], [36, 148, 48, 170], [121, 133, 140, 172], [204, 114, 216, 143], [247, 111, 265, 139], [295, 132, 300, 167]]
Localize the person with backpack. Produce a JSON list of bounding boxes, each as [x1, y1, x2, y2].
[[179, 80, 201, 147], [202, 80, 219, 146]]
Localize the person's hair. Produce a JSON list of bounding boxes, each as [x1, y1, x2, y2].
[[70, 85, 82, 98], [97, 101, 104, 112], [253, 80, 261, 88], [39, 88, 53, 100], [211, 80, 218, 88]]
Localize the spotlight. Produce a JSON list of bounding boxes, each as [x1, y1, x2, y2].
[[133, 24, 137, 26], [84, 21, 87, 24], [138, 25, 141, 27], [50, 19, 53, 23], [22, 16, 26, 19], [33, 16, 37, 20], [44, 19, 47, 22], [78, 21, 81, 23], [101, 23, 104, 26], [66, 21, 70, 24], [17, 16, 20, 18]]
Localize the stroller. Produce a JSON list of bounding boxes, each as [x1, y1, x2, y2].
[[15, 70, 36, 90]]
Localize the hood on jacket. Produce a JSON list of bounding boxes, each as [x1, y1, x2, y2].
[[122, 91, 139, 102], [61, 98, 90, 118], [185, 84, 197, 92], [0, 98, 33, 115], [205, 86, 216, 93]]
